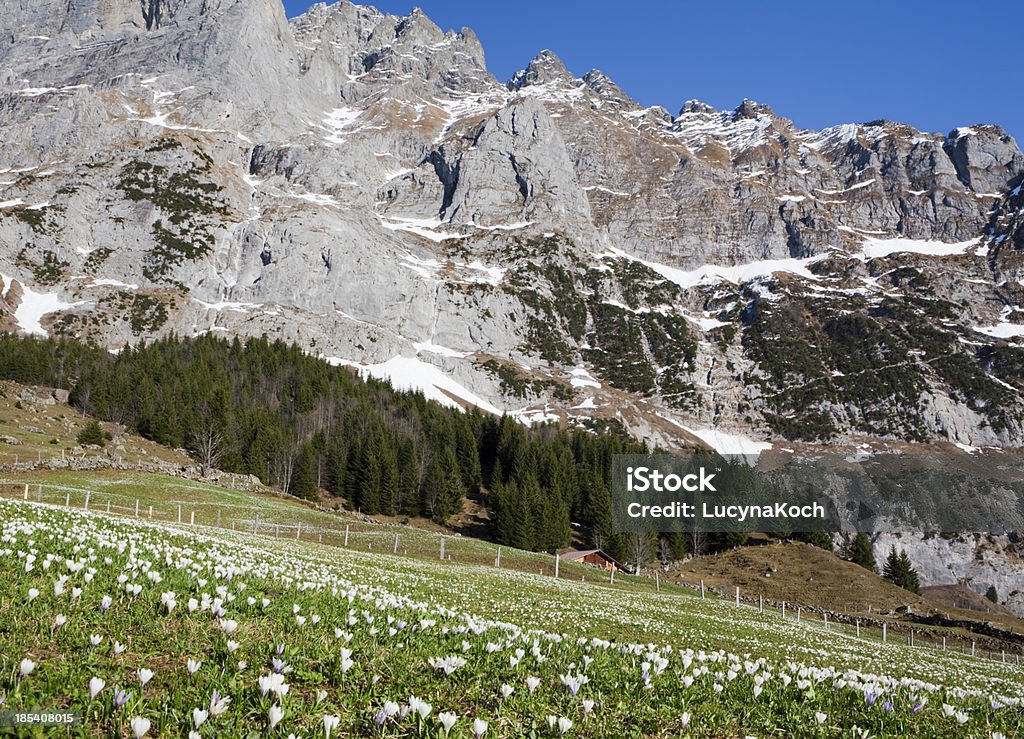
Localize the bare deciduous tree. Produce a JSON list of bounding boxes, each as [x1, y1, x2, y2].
[[190, 425, 224, 477], [627, 532, 655, 572]]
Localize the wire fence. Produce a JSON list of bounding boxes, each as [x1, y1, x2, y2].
[[670, 579, 1024, 668], [0, 482, 652, 587], [2, 481, 1021, 667]]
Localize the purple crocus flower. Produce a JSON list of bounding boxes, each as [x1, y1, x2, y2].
[[114, 688, 132, 710]]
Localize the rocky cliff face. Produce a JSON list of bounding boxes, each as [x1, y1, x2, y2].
[[3, 0, 1024, 614], [1, 0, 1024, 457]]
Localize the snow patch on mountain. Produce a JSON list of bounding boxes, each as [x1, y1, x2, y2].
[[601, 248, 826, 289], [975, 323, 1024, 339], [860, 236, 979, 260], [656, 411, 773, 456], [326, 355, 504, 415], [1, 275, 88, 337]]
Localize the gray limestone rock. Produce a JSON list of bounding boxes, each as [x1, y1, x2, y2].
[[0, 0, 1023, 458]]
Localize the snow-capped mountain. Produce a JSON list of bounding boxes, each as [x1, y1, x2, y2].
[[2, 0, 1024, 452]]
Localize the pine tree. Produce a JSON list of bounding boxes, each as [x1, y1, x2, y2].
[[76, 419, 106, 447], [510, 484, 536, 552], [896, 549, 921, 594], [325, 433, 347, 497], [489, 481, 516, 547], [882, 545, 900, 581], [586, 480, 614, 551], [986, 585, 999, 604], [355, 434, 382, 514], [882, 546, 920, 594], [291, 444, 318, 501], [455, 421, 482, 494], [377, 433, 400, 515], [845, 532, 876, 572], [433, 446, 463, 521]]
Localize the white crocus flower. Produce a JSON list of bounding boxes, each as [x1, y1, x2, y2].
[[130, 717, 151, 738], [438, 712, 458, 736]]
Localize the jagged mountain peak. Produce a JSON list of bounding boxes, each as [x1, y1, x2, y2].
[[679, 99, 717, 116], [292, 1, 493, 98], [581, 69, 640, 110], [394, 5, 444, 41], [509, 49, 576, 90], [733, 98, 775, 120]]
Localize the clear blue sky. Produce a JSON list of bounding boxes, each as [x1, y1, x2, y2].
[[282, 0, 1022, 143]]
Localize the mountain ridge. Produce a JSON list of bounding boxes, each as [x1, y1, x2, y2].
[[0, 0, 1023, 452]]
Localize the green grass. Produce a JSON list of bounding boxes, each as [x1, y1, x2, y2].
[[0, 493, 1022, 737], [0, 471, 663, 595]]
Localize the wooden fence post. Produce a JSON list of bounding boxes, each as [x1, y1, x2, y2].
[[440, 538, 445, 561], [84, 492, 90, 511], [700, 580, 705, 599], [344, 525, 349, 546], [882, 623, 887, 642], [393, 533, 399, 553], [735, 586, 739, 605], [554, 553, 559, 579], [135, 499, 140, 516], [190, 511, 195, 526], [495, 547, 501, 568]]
